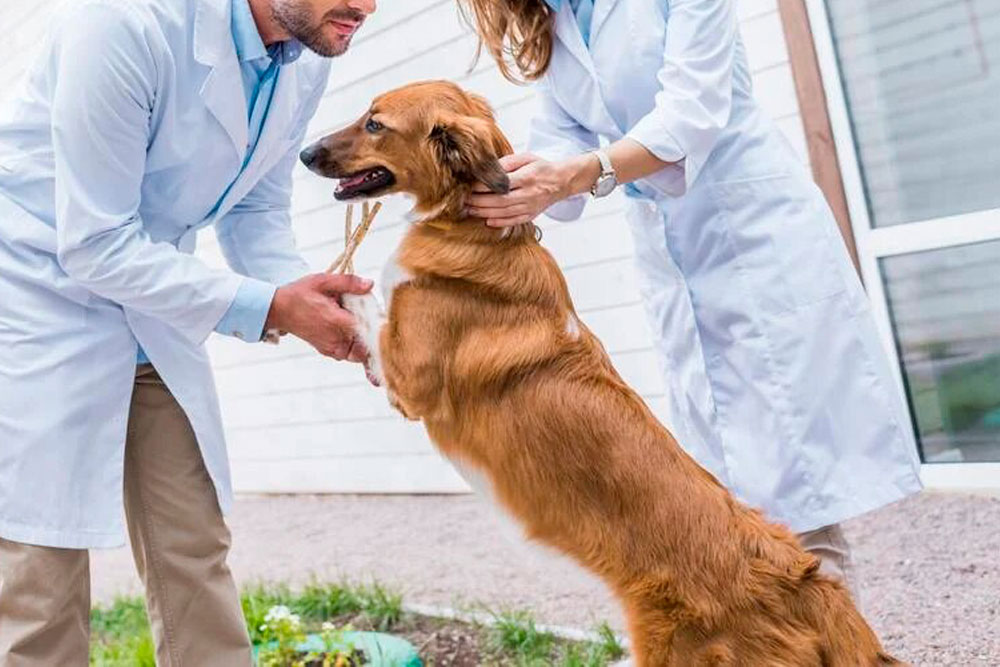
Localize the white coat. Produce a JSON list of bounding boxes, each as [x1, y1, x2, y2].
[[530, 0, 922, 531], [0, 0, 329, 548]]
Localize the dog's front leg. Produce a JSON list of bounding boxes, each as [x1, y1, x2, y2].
[[342, 291, 386, 387]]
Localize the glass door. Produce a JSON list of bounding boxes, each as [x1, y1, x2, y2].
[[807, 0, 1000, 485]]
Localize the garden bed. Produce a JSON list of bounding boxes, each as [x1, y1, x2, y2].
[[90, 581, 625, 666]]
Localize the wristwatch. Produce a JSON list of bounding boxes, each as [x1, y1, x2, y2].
[[589, 149, 617, 198]]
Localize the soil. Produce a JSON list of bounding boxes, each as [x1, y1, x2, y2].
[[396, 615, 484, 667], [316, 612, 583, 667]]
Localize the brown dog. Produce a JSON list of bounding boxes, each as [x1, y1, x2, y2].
[[300, 80, 903, 666]]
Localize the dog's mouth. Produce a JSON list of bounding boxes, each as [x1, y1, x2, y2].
[[334, 166, 395, 200]]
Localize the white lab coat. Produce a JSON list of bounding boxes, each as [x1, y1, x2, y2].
[[530, 0, 922, 531], [0, 0, 329, 548]]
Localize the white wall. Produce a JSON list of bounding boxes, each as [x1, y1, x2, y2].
[[0, 0, 807, 493]]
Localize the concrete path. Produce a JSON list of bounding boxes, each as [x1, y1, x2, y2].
[[91, 491, 999, 665]]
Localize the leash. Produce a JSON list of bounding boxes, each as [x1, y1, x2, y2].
[[326, 200, 382, 274]]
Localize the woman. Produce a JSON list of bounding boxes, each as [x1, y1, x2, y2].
[[462, 0, 922, 587]]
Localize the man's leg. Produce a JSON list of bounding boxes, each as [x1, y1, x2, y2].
[[797, 523, 859, 600], [124, 365, 251, 666], [0, 537, 90, 666]]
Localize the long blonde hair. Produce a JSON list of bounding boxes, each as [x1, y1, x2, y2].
[[458, 0, 555, 83]]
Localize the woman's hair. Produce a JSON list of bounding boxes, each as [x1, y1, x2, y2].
[[457, 0, 554, 83]]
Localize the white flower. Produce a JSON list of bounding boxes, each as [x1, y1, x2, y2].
[[264, 605, 293, 622], [259, 624, 268, 631], [322, 621, 336, 631]]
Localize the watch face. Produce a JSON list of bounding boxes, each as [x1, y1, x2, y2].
[[594, 174, 616, 198]]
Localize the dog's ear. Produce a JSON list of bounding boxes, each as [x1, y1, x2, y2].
[[429, 114, 510, 194]]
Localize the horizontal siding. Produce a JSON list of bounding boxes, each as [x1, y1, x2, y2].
[[0, 0, 806, 493]]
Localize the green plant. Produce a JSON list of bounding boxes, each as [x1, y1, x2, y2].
[[256, 605, 309, 667], [355, 582, 403, 631], [90, 597, 150, 639], [592, 622, 626, 661], [89, 633, 156, 666], [486, 610, 555, 664], [89, 597, 156, 666], [242, 583, 296, 643], [556, 622, 625, 666]]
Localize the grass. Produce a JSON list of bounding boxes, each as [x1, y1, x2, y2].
[[482, 611, 625, 667], [486, 610, 555, 664], [241, 580, 403, 642], [89, 581, 624, 666], [89, 598, 155, 666]]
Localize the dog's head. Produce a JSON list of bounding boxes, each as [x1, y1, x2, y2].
[[299, 80, 512, 217]]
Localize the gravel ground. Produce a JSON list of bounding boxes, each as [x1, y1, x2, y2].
[[91, 491, 999, 665]]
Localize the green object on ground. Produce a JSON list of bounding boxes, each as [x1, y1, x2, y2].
[[254, 631, 421, 667]]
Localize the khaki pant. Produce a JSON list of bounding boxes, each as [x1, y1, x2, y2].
[[0, 366, 251, 666], [797, 523, 857, 601]]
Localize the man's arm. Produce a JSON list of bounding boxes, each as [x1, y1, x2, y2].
[[51, 2, 256, 345], [50, 6, 365, 357]]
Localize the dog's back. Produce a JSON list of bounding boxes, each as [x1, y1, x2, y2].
[[389, 225, 899, 665]]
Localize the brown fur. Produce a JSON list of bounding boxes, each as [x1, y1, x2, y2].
[[305, 80, 905, 666]]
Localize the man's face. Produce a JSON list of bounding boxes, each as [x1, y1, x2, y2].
[[271, 0, 376, 57]]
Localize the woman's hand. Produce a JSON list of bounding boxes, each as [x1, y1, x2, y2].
[[467, 153, 600, 227]]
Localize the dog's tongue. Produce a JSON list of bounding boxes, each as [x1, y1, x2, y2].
[[339, 173, 368, 189]]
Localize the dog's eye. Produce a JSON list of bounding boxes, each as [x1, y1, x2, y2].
[[365, 118, 383, 133]]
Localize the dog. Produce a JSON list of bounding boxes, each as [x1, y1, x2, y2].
[[299, 80, 903, 666]]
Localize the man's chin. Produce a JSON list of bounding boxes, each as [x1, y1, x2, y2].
[[302, 33, 351, 57]]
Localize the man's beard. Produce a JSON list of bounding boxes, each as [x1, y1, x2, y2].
[[271, 1, 365, 57]]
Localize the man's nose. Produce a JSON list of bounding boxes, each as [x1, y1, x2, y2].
[[299, 143, 323, 168]]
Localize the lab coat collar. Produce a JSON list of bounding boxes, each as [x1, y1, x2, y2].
[[194, 0, 249, 158], [549, 0, 622, 135], [551, 0, 593, 75], [589, 0, 618, 43]]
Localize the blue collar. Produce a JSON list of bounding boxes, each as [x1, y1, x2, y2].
[[231, 0, 303, 65], [543, 0, 562, 9]]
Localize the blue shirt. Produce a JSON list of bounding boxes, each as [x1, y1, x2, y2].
[[544, 0, 594, 44], [138, 0, 302, 363]]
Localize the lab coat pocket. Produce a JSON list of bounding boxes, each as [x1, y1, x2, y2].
[[709, 174, 846, 314]]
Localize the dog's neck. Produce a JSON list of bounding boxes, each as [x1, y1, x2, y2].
[[406, 195, 539, 242]]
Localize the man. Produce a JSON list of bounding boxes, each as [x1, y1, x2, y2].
[[0, 0, 376, 663]]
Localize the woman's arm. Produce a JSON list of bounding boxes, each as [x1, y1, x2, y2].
[[467, 138, 672, 228], [468, 0, 737, 227]]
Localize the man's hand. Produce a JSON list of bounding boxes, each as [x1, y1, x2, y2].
[[265, 273, 373, 361]]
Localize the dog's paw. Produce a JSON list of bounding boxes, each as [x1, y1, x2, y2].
[[341, 291, 386, 386]]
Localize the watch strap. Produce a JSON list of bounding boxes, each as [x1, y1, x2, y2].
[[593, 149, 614, 177]]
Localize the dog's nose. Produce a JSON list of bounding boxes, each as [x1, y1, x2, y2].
[[299, 143, 323, 168]]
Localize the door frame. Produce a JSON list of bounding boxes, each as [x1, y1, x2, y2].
[[802, 0, 1000, 489]]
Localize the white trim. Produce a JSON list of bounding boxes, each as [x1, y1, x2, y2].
[[867, 208, 1000, 257], [921, 464, 1000, 493]]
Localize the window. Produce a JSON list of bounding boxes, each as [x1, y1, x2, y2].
[[828, 0, 1000, 228], [881, 241, 1000, 463], [822, 0, 1000, 466]]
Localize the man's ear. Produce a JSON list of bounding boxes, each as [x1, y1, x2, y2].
[[429, 115, 510, 194]]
